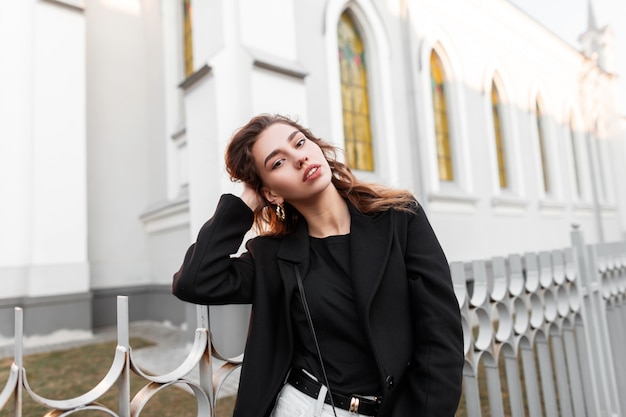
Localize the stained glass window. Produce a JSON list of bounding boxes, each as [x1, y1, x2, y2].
[[183, 0, 194, 77], [536, 100, 550, 193], [338, 12, 374, 171], [491, 81, 508, 189], [430, 51, 453, 181]]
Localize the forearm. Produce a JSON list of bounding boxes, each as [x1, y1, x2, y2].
[[172, 194, 256, 304]]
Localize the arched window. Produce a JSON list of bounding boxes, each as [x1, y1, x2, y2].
[[430, 51, 453, 181], [491, 80, 508, 189], [338, 11, 374, 171], [569, 115, 581, 198], [535, 98, 550, 193], [183, 0, 194, 77]]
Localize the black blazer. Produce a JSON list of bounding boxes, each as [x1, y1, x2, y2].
[[173, 194, 463, 417]]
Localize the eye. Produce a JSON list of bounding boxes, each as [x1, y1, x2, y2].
[[295, 137, 306, 148], [271, 158, 285, 170]]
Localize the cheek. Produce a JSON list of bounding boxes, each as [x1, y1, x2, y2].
[[270, 171, 295, 188], [257, 170, 286, 192], [312, 145, 328, 163], [269, 173, 301, 199]]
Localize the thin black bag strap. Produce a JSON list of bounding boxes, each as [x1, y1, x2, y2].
[[294, 265, 338, 417]]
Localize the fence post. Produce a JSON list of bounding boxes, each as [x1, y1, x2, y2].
[[14, 308, 23, 417], [570, 225, 620, 417], [117, 296, 131, 417], [196, 304, 215, 411]]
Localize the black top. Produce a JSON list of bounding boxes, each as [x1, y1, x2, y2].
[[291, 234, 381, 396]]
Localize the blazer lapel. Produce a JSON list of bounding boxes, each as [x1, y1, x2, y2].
[[348, 203, 394, 320], [277, 219, 310, 298]]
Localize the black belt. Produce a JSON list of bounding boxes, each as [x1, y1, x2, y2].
[[287, 368, 381, 416]]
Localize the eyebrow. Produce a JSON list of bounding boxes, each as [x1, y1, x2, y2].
[[263, 130, 301, 168]]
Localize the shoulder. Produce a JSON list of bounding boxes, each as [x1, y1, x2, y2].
[[383, 198, 430, 237], [382, 196, 422, 220]]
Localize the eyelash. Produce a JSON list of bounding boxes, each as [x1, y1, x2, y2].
[[271, 137, 306, 169]]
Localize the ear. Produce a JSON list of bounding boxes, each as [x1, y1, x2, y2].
[[262, 188, 284, 205]]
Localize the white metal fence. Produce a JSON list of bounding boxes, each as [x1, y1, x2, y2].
[[455, 227, 626, 417], [1, 226, 625, 416]]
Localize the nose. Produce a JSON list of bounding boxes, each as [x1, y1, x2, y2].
[[295, 155, 308, 169]]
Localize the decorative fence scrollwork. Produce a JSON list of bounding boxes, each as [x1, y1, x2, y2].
[[0, 297, 242, 416], [452, 228, 626, 417]]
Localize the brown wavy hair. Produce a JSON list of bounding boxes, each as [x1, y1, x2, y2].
[[225, 114, 417, 236]]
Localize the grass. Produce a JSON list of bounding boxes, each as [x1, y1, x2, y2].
[[0, 338, 236, 417]]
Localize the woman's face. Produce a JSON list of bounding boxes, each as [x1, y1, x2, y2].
[[251, 122, 333, 205]]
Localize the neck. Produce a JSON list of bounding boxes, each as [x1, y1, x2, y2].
[[290, 186, 350, 238]]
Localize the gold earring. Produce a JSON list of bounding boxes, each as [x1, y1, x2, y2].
[[275, 204, 286, 221]]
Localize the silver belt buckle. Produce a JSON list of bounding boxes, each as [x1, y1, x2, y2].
[[349, 396, 360, 414]]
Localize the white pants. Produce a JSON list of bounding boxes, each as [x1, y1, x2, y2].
[[270, 382, 372, 417]]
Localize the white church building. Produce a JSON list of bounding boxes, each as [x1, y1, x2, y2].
[[1, 0, 625, 349]]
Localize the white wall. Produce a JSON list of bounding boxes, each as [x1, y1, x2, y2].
[[85, 0, 152, 289], [0, 0, 36, 298], [0, 0, 89, 298]]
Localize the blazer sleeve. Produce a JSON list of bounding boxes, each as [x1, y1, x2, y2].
[[403, 204, 464, 416], [172, 194, 257, 305]]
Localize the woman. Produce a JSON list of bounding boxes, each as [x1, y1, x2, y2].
[[172, 114, 463, 417]]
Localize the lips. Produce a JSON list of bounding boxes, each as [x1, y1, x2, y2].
[[303, 165, 320, 182]]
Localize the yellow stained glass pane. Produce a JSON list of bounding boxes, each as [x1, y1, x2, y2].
[[341, 85, 354, 112], [338, 12, 374, 171], [183, 0, 194, 77], [491, 81, 508, 189], [430, 51, 453, 181], [356, 115, 373, 169], [536, 100, 550, 192], [343, 111, 354, 139]]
